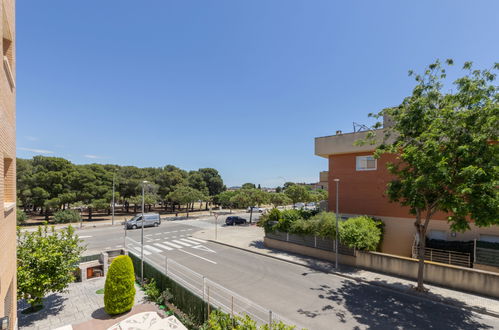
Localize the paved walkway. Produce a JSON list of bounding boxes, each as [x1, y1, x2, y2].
[[17, 277, 146, 330], [193, 224, 499, 318]]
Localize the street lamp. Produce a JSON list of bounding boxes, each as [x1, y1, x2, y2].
[[333, 178, 340, 269], [141, 180, 148, 283], [112, 171, 116, 226]]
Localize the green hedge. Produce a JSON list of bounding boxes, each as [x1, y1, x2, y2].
[[128, 252, 207, 325]]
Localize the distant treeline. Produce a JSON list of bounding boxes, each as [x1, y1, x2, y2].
[[16, 156, 225, 219]]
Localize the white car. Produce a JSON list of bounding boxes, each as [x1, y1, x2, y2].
[[246, 206, 264, 213], [294, 203, 305, 209]]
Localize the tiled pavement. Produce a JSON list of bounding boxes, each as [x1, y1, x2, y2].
[[17, 277, 145, 330]]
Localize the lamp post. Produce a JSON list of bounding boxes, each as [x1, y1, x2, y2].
[[333, 178, 340, 269], [141, 180, 148, 283], [112, 171, 115, 226]]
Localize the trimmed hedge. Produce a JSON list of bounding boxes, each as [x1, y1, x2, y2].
[[53, 209, 81, 224], [104, 255, 136, 315]]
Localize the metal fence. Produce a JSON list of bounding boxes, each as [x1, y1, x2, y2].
[[266, 231, 356, 256], [475, 247, 499, 267], [127, 245, 300, 328], [412, 246, 471, 268]]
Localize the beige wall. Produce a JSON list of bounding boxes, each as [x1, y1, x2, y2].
[[0, 0, 16, 328], [266, 238, 499, 298]]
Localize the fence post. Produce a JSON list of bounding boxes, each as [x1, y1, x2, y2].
[[165, 256, 168, 276], [430, 249, 433, 261], [231, 296, 234, 318], [449, 252, 451, 265], [207, 286, 211, 316], [474, 239, 477, 265], [314, 236, 317, 248], [269, 310, 273, 326], [286, 232, 289, 242]]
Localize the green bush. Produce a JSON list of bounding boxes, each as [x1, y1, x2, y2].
[[143, 278, 162, 304], [339, 216, 381, 251], [17, 209, 28, 225], [308, 212, 337, 239], [53, 209, 81, 224], [104, 255, 136, 315], [202, 310, 296, 330]]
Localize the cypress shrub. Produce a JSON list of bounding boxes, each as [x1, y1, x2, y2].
[[104, 255, 136, 315]]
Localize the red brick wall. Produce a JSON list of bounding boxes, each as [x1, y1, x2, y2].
[[327, 152, 447, 220]]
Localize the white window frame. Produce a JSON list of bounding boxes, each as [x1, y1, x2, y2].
[[356, 155, 377, 171]]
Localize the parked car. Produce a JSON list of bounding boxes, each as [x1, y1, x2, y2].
[[126, 213, 161, 229], [294, 203, 305, 209], [246, 206, 264, 213], [225, 216, 247, 226]]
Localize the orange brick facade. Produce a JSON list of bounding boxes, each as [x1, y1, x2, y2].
[[327, 151, 499, 256], [0, 0, 16, 328]]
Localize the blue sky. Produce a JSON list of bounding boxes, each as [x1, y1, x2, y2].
[[16, 0, 499, 187]]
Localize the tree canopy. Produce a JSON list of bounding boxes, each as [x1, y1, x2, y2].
[[361, 59, 498, 291]]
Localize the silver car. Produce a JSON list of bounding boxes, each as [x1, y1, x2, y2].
[[126, 213, 161, 229]]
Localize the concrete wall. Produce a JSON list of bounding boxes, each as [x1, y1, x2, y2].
[[0, 0, 16, 329], [264, 237, 356, 266], [265, 237, 499, 298]]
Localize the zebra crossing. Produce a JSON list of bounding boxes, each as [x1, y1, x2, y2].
[[126, 234, 212, 256]]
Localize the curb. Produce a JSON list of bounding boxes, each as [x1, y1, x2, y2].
[[205, 239, 499, 319]]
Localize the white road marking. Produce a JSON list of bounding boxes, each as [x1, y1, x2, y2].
[[79, 235, 92, 238], [104, 246, 111, 249], [180, 238, 203, 245], [143, 245, 162, 253], [171, 231, 178, 233], [172, 236, 177, 238], [116, 245, 123, 248], [179, 249, 217, 264], [191, 245, 216, 253], [154, 243, 173, 251], [163, 241, 183, 249], [173, 240, 192, 247], [186, 237, 207, 243]]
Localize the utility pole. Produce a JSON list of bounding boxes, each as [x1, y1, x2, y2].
[[334, 178, 340, 269]]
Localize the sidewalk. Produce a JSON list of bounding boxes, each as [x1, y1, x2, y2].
[[17, 277, 148, 330], [192, 224, 499, 318]]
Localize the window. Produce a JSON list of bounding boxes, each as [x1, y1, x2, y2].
[[356, 155, 377, 171]]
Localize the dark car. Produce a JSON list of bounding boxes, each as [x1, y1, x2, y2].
[[225, 216, 247, 226]]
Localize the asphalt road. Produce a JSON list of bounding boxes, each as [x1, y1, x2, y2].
[[77, 216, 499, 330]]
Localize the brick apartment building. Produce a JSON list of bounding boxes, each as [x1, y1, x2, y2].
[[315, 123, 499, 258], [0, 0, 16, 328]]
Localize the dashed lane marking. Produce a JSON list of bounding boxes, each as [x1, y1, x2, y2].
[[143, 245, 162, 253]]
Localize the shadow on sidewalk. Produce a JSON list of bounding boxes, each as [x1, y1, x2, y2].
[[298, 280, 493, 329], [17, 294, 68, 328]]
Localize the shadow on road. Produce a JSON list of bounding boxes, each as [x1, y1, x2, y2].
[[299, 280, 493, 329]]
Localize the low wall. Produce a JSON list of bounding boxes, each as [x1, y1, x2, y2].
[[265, 237, 499, 298], [264, 237, 356, 266]]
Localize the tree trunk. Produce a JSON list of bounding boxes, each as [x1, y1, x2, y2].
[[125, 201, 130, 213], [44, 209, 49, 221], [415, 209, 433, 292], [186, 206, 189, 218], [249, 208, 253, 224], [88, 207, 92, 220]]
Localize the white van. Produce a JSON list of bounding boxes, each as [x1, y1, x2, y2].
[[126, 213, 161, 229]]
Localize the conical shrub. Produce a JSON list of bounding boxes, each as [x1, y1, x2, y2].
[[104, 255, 136, 315]]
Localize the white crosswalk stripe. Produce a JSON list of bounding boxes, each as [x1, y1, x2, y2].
[[172, 240, 192, 247], [180, 238, 202, 245], [186, 237, 207, 243], [154, 243, 173, 251], [163, 241, 183, 249], [143, 245, 162, 253]]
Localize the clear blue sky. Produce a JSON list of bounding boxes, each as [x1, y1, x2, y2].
[[16, 0, 499, 187]]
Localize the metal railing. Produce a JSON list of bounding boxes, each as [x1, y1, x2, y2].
[[126, 240, 300, 328], [412, 245, 471, 268], [475, 247, 499, 267], [266, 231, 356, 256]]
